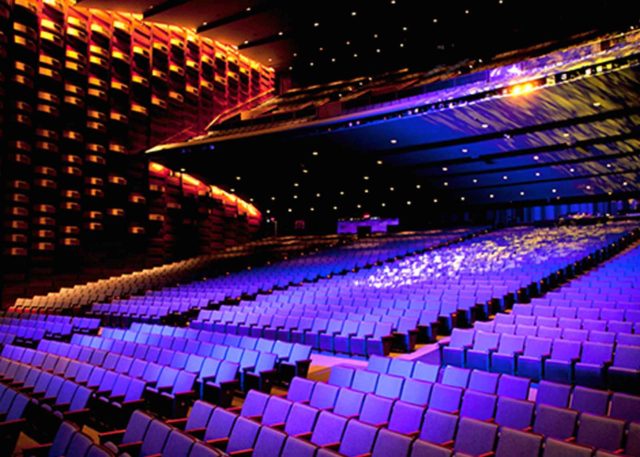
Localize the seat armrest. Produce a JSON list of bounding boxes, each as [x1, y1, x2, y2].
[[165, 417, 188, 428], [98, 429, 126, 444], [22, 443, 52, 457], [292, 431, 313, 440], [229, 449, 253, 457], [206, 437, 229, 449]]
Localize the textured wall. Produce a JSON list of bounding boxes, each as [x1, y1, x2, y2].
[[0, 0, 270, 305]]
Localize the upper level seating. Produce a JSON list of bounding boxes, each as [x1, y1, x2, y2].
[[461, 239, 640, 393]]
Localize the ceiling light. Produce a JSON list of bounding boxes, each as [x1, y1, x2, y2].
[[293, 182, 299, 187], [331, 58, 336, 62], [442, 167, 448, 171], [562, 132, 570, 138], [235, 176, 241, 181], [316, 193, 321, 197], [356, 204, 362, 208], [230, 188, 235, 192], [302, 169, 308, 174], [278, 31, 284, 36], [270, 196, 276, 201], [406, 201, 412, 205], [312, 151, 318, 156], [246, 6, 251, 11], [433, 18, 438, 23], [313, 22, 319, 27], [535, 172, 541, 177], [363, 176, 369, 180], [489, 194, 495, 199], [416, 184, 421, 189], [310, 207, 315, 212], [552, 188, 557, 193], [465, 9, 470, 14], [433, 198, 439, 203], [402, 26, 408, 31], [390, 187, 395, 191], [586, 185, 592, 190], [353, 53, 358, 58], [333, 206, 338, 210], [376, 160, 383, 165], [623, 181, 628, 186], [288, 66, 293, 70], [481, 123, 489, 128], [399, 43, 404, 48], [309, 62, 314, 66], [339, 191, 345, 195], [462, 148, 468, 153], [503, 175, 508, 180], [520, 191, 525, 196], [376, 48, 381, 53], [606, 163, 612, 168], [293, 195, 298, 199], [364, 189, 369, 193], [569, 168, 575, 172], [533, 155, 539, 161], [381, 202, 386, 207], [444, 182, 449, 186], [472, 179, 478, 183], [287, 208, 292, 213], [593, 102, 601, 108], [460, 196, 465, 201], [243, 40, 249, 45], [351, 11, 357, 16], [390, 138, 398, 144]]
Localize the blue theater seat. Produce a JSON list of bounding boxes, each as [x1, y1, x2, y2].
[[574, 342, 614, 388], [494, 396, 534, 429], [252, 427, 287, 457], [419, 409, 458, 445], [452, 417, 498, 456], [309, 411, 348, 447], [533, 404, 578, 440], [371, 428, 412, 457], [495, 427, 542, 457], [440, 329, 474, 367], [388, 400, 424, 436], [465, 331, 500, 371], [544, 339, 582, 384]]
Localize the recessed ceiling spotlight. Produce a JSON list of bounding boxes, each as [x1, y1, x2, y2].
[[460, 196, 465, 201], [472, 179, 478, 183], [465, 9, 470, 14], [246, 6, 251, 11], [406, 201, 412, 205], [442, 167, 448, 171], [376, 48, 381, 53], [287, 208, 292, 213], [293, 182, 299, 187], [520, 191, 525, 196], [533, 155, 539, 161], [353, 53, 358, 58], [462, 148, 468, 153], [293, 195, 298, 199], [243, 40, 249, 45], [356, 204, 362, 209], [333, 206, 338, 210], [444, 182, 449, 186], [363, 176, 369, 180], [481, 123, 489, 128], [271, 196, 276, 201], [503, 175, 508, 180], [278, 31, 284, 36], [402, 26, 408, 31], [390, 187, 395, 191], [312, 151, 318, 156], [310, 207, 315, 211], [390, 138, 398, 144], [399, 43, 405, 48], [377, 160, 383, 165], [593, 101, 602, 108], [586, 185, 592, 190], [364, 189, 369, 193], [313, 22, 319, 27], [552, 188, 557, 193], [433, 198, 439, 203], [381, 202, 386, 207], [339, 191, 345, 195], [535, 172, 541, 177], [351, 11, 357, 16], [331, 58, 336, 62], [416, 184, 421, 189], [433, 18, 438, 23], [606, 163, 612, 168], [489, 194, 495, 199], [309, 62, 314, 66], [623, 181, 628, 186], [569, 168, 575, 172], [235, 176, 241, 181], [302, 169, 308, 174], [316, 193, 321, 197]]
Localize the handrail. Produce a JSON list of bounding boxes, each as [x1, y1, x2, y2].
[[206, 89, 276, 130]]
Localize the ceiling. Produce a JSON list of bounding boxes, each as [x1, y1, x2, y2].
[[148, 62, 640, 230], [78, 0, 639, 85]]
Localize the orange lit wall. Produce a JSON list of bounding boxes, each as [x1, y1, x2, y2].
[[0, 0, 269, 305]]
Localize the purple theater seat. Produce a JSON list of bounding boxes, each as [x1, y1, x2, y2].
[[490, 334, 525, 374], [286, 377, 315, 403], [440, 329, 475, 367], [308, 382, 339, 410], [543, 438, 593, 457], [569, 386, 610, 416], [419, 409, 458, 445], [496, 374, 530, 400], [375, 373, 404, 399], [400, 378, 433, 406], [466, 331, 500, 371], [388, 400, 425, 436], [533, 404, 578, 440], [459, 390, 497, 421], [574, 341, 614, 388], [413, 362, 440, 383], [608, 345, 640, 394], [428, 384, 462, 414], [494, 427, 542, 457], [359, 393, 394, 427], [281, 436, 318, 457], [371, 429, 412, 457], [467, 370, 499, 394], [452, 417, 498, 456], [252, 427, 287, 457], [575, 413, 625, 452], [544, 339, 582, 384], [309, 411, 348, 447], [536, 380, 571, 409], [351, 369, 379, 394], [283, 403, 319, 437], [331, 419, 378, 457], [516, 336, 553, 381], [410, 440, 453, 457], [368, 355, 391, 374], [494, 396, 534, 430], [333, 387, 366, 418], [328, 365, 355, 388]]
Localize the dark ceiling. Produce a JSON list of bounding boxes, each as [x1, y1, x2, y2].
[[148, 62, 640, 230], [79, 0, 639, 85]]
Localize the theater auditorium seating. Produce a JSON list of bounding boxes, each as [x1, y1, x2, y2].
[[454, 238, 640, 393], [189, 222, 635, 357]]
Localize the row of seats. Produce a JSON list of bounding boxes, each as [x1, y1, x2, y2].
[[78, 327, 312, 385], [23, 422, 114, 457], [443, 327, 640, 392], [474, 318, 640, 345]]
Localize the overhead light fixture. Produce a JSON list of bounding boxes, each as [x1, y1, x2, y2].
[[533, 155, 539, 161], [390, 187, 395, 191], [460, 196, 465, 201], [481, 123, 489, 128], [390, 138, 398, 144], [433, 198, 439, 203], [363, 176, 369, 180], [444, 182, 449, 186], [310, 207, 315, 212], [472, 179, 478, 183], [462, 148, 468, 153], [416, 184, 421, 189], [489, 194, 495, 199], [520, 191, 525, 196], [351, 11, 357, 16], [293, 195, 298, 199], [406, 201, 412, 205], [312, 151, 318, 156], [503, 175, 508, 180], [313, 22, 319, 27], [442, 167, 448, 171], [381, 202, 386, 207], [287, 208, 292, 213], [552, 188, 557, 193], [376, 160, 383, 165], [293, 182, 299, 187]]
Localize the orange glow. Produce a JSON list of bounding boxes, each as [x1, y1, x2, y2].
[[511, 82, 535, 96]]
